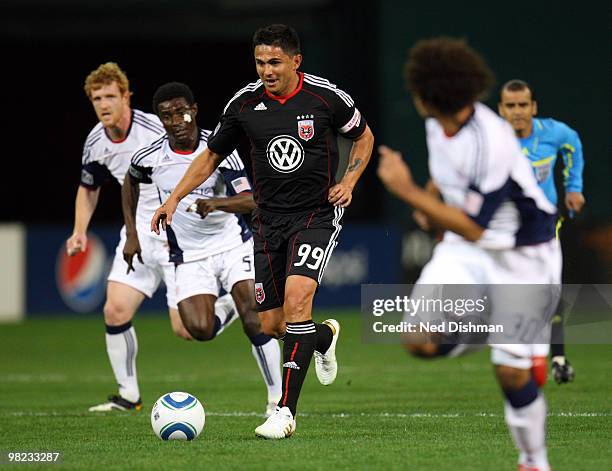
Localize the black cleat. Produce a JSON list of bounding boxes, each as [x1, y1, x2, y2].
[[551, 356, 575, 384], [88, 394, 143, 412]]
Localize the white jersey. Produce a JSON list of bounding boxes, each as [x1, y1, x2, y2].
[[129, 129, 252, 264], [426, 103, 557, 249], [80, 109, 165, 238]]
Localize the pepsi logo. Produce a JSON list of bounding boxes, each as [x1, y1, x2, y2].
[[56, 233, 109, 312]]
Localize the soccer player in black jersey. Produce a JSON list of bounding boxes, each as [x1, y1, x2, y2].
[[151, 24, 374, 439]]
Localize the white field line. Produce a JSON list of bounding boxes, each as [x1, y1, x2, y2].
[[3, 411, 609, 419], [0, 374, 202, 383]]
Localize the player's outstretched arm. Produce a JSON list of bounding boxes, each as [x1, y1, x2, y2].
[[329, 124, 375, 208], [151, 148, 224, 234], [66, 185, 100, 256], [190, 192, 256, 218], [121, 172, 143, 272], [377, 145, 484, 242]]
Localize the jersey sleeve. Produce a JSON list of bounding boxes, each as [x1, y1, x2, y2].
[[218, 152, 252, 196], [461, 137, 516, 228], [206, 99, 246, 157], [328, 85, 367, 140], [128, 148, 154, 184], [80, 161, 113, 189], [555, 121, 584, 193]]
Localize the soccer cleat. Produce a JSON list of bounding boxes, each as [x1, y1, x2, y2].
[[551, 356, 575, 384], [518, 465, 552, 471], [314, 319, 340, 386], [265, 401, 277, 418], [88, 395, 142, 412], [255, 406, 296, 439]]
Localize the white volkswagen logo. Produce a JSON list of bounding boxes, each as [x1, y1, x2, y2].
[[266, 135, 304, 173]]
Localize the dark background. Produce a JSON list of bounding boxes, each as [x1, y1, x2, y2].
[[2, 0, 610, 280]]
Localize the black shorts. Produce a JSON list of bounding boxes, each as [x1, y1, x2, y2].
[[252, 206, 344, 312]]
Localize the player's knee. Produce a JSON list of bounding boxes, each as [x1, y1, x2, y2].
[[180, 313, 215, 341], [495, 365, 531, 390], [284, 289, 315, 322], [103, 300, 134, 325]]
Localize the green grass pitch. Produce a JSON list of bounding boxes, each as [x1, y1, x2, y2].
[[0, 311, 610, 470]]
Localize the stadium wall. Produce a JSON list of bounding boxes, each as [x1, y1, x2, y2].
[[0, 224, 25, 322], [24, 224, 401, 316]]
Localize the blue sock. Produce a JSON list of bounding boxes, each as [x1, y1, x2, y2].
[[503, 377, 538, 408]]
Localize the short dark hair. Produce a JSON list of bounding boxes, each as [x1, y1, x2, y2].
[[252, 24, 301, 56], [404, 37, 494, 115], [499, 79, 535, 102], [152, 82, 195, 113]]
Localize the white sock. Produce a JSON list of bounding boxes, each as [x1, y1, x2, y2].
[[215, 294, 238, 336], [251, 338, 282, 403], [504, 394, 549, 469], [105, 325, 140, 403]]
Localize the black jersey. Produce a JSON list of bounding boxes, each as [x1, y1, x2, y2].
[[207, 72, 367, 214]]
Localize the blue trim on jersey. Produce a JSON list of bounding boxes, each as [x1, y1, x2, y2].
[[468, 178, 556, 246], [509, 180, 556, 245], [235, 214, 253, 242], [166, 225, 184, 264]]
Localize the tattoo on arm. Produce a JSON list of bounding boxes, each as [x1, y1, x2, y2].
[[347, 158, 363, 172]]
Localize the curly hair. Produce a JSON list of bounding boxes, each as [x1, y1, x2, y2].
[[84, 62, 130, 99], [152, 82, 195, 113], [252, 24, 301, 56], [404, 37, 494, 115]]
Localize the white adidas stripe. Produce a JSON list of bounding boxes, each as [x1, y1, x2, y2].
[[318, 206, 344, 283], [304, 74, 354, 107], [222, 80, 263, 114]]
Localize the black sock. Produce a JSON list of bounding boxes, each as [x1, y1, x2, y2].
[[315, 323, 333, 353], [550, 303, 565, 357], [279, 321, 316, 416]]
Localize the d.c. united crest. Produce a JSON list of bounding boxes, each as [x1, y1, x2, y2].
[[255, 282, 266, 304], [297, 115, 315, 141]]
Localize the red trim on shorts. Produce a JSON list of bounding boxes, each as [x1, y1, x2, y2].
[[282, 341, 300, 406], [287, 233, 300, 275], [257, 215, 282, 305]]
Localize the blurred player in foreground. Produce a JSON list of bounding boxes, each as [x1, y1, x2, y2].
[[125, 82, 282, 416], [499, 79, 585, 384], [151, 24, 374, 439], [68, 63, 233, 412], [378, 38, 559, 471]]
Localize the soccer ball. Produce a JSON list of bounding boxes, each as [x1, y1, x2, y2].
[[150, 392, 205, 441]]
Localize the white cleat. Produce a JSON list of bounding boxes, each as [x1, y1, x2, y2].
[[255, 406, 296, 439], [314, 319, 340, 386]]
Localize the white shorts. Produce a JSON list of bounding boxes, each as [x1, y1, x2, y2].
[[175, 239, 254, 304], [411, 238, 561, 362], [107, 227, 177, 309]]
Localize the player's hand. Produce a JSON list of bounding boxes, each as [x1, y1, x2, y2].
[[565, 192, 585, 214], [377, 145, 415, 197], [151, 197, 179, 234], [189, 198, 218, 219], [328, 182, 353, 208], [66, 233, 87, 256], [123, 234, 143, 274]]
